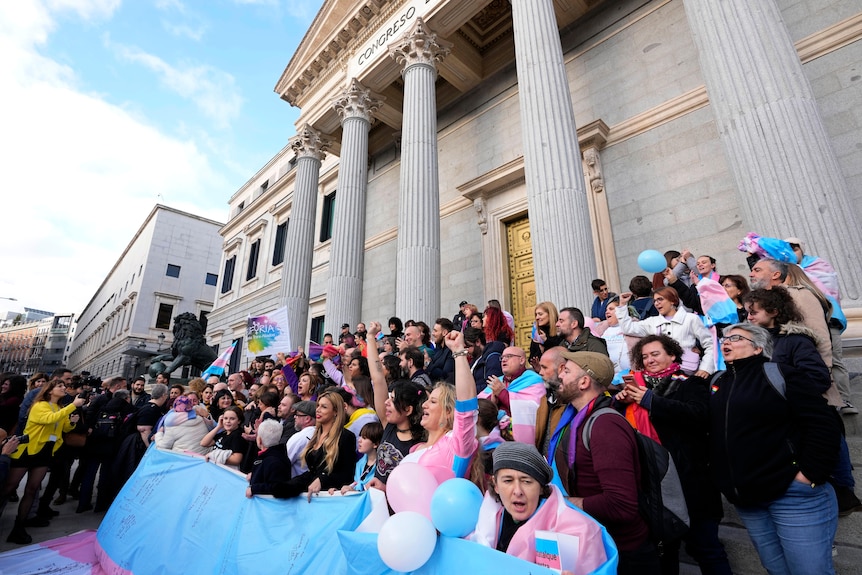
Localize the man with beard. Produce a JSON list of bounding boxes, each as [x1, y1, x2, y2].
[[426, 318, 455, 383], [534, 346, 567, 455], [129, 376, 150, 409], [549, 351, 658, 575]]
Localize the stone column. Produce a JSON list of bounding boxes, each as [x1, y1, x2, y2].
[[326, 79, 383, 331], [280, 124, 329, 350], [682, 0, 862, 301], [510, 0, 597, 309], [389, 18, 451, 323]]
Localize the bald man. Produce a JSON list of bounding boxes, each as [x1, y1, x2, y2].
[[479, 345, 544, 446]]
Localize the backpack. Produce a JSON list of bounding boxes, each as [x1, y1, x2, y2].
[[93, 409, 136, 440], [582, 407, 690, 544]]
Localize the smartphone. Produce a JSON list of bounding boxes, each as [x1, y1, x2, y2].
[[15, 434, 29, 444], [621, 374, 636, 386]]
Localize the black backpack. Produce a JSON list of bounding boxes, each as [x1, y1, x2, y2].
[[93, 409, 136, 440], [582, 408, 690, 544]]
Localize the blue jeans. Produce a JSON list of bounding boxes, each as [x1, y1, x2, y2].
[[735, 481, 837, 575]]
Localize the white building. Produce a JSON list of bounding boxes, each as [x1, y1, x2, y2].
[[68, 205, 224, 379], [206, 0, 862, 358]]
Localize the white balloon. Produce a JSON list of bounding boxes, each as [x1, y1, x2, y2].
[[377, 511, 438, 572]]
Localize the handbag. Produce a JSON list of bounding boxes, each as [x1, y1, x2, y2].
[[63, 431, 87, 448]]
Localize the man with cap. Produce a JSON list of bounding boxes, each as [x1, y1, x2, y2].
[[285, 400, 317, 477], [470, 441, 614, 573], [338, 323, 352, 345], [452, 300, 469, 331], [548, 351, 659, 575]]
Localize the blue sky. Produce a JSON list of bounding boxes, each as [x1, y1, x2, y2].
[[0, 0, 323, 316]]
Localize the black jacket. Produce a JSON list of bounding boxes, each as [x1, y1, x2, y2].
[[426, 345, 454, 384], [708, 354, 840, 506], [272, 428, 357, 498], [640, 371, 722, 519]]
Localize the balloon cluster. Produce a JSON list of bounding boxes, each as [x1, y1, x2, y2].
[[377, 463, 484, 571]]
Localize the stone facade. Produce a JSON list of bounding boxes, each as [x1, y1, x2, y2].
[[67, 206, 223, 379], [206, 0, 862, 355]]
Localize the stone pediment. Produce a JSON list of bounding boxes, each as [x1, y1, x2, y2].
[[276, 0, 602, 133]]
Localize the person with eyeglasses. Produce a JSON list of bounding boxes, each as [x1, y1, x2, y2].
[[709, 323, 840, 575], [615, 334, 730, 575], [283, 400, 317, 478], [590, 279, 617, 323], [479, 345, 544, 447]]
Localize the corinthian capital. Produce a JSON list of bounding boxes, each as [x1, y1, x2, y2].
[[332, 79, 384, 123], [388, 17, 452, 73], [290, 124, 330, 161]]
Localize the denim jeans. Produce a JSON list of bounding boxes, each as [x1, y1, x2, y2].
[[735, 480, 837, 575]]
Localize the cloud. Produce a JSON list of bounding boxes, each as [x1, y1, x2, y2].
[[161, 19, 207, 40], [0, 0, 230, 315], [108, 38, 243, 129]]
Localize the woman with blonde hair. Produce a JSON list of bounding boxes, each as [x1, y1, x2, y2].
[[272, 390, 356, 501], [529, 301, 561, 365], [398, 329, 478, 484]]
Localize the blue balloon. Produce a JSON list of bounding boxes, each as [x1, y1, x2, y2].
[[637, 249, 667, 274], [430, 478, 484, 538]]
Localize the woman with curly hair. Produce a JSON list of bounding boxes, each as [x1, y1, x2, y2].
[[616, 334, 730, 575]]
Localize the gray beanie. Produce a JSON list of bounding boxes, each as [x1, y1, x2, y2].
[[492, 441, 553, 485]]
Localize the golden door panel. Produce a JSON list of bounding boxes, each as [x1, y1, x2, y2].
[[506, 216, 535, 350]]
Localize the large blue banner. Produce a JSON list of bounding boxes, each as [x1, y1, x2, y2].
[[96, 448, 373, 575]]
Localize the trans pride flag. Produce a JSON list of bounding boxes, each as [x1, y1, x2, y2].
[[201, 339, 238, 378], [246, 306, 291, 359]]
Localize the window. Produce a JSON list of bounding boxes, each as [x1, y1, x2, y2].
[[228, 337, 243, 374], [319, 191, 336, 242], [246, 239, 260, 281], [155, 303, 173, 330], [310, 315, 325, 346], [221, 255, 236, 294], [272, 221, 288, 266], [166, 264, 181, 278], [205, 273, 218, 286]]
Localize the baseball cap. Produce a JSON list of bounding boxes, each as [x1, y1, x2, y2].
[[559, 351, 615, 388]]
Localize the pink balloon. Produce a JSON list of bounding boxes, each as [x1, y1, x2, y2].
[[426, 465, 455, 486], [386, 463, 439, 520]]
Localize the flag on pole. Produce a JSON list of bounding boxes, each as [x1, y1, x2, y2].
[[202, 339, 238, 378]]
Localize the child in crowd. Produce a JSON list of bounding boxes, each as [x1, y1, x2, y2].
[[333, 420, 383, 494]]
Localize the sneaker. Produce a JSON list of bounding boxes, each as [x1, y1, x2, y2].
[[840, 401, 859, 415]]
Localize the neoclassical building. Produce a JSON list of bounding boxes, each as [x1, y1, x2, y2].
[[206, 0, 862, 356]]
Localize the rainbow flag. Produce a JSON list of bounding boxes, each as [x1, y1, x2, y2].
[[202, 339, 238, 378]]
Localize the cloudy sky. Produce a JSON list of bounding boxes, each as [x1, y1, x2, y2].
[[0, 0, 322, 317]]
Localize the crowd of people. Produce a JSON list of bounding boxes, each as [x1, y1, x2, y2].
[[0, 235, 859, 575]]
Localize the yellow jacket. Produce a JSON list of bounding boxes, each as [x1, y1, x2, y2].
[[13, 401, 76, 458]]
